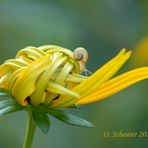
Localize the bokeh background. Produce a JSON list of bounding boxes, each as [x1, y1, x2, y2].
[[0, 0, 148, 148]]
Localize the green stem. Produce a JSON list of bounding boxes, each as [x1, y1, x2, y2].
[[22, 111, 36, 148]]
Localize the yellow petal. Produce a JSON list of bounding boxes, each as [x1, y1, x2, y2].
[[12, 55, 51, 106], [66, 73, 87, 83], [77, 67, 148, 104], [16, 47, 46, 60], [46, 81, 80, 98], [8, 68, 24, 91], [31, 53, 67, 105], [0, 72, 12, 88], [55, 61, 74, 85], [0, 58, 31, 79]]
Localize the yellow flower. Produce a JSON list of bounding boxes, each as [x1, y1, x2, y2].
[[0, 45, 147, 108], [131, 37, 148, 67]]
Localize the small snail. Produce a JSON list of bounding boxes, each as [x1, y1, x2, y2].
[[74, 47, 92, 75]]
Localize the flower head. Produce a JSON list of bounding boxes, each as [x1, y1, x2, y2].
[[1, 45, 148, 138], [0, 45, 148, 109]]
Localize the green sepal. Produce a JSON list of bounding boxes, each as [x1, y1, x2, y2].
[[68, 104, 80, 109], [0, 88, 13, 99], [0, 103, 23, 115], [47, 109, 94, 128], [0, 89, 24, 115], [32, 106, 50, 134]]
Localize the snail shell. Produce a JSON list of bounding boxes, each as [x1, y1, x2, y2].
[[74, 47, 88, 72], [73, 47, 88, 63]]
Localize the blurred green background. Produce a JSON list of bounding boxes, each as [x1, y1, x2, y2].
[[0, 0, 148, 148]]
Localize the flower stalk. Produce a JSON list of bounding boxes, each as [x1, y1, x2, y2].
[[23, 111, 36, 148]]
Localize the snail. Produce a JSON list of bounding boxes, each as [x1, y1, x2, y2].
[[74, 47, 92, 75]]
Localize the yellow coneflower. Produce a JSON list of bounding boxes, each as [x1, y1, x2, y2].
[[0, 45, 148, 108]]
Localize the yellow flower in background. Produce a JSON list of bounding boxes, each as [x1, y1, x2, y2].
[[0, 45, 148, 109], [131, 37, 148, 67]]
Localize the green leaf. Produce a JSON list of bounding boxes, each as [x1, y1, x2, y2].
[[32, 107, 50, 134], [47, 109, 94, 128]]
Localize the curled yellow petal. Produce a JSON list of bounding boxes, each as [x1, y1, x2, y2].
[[12, 55, 51, 106], [55, 61, 74, 85], [16, 46, 47, 60], [77, 67, 148, 104], [66, 73, 87, 83], [46, 81, 80, 98], [31, 53, 67, 105], [0, 72, 12, 88]]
